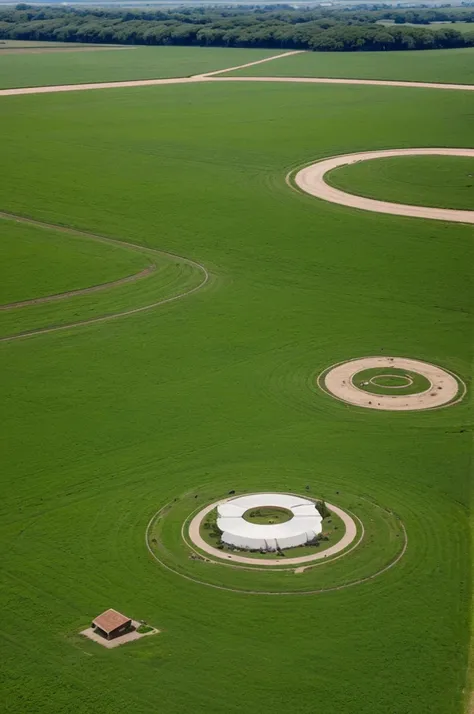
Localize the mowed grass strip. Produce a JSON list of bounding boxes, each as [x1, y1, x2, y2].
[[0, 82, 472, 714], [0, 248, 203, 338], [0, 45, 278, 89], [225, 46, 474, 84], [326, 155, 474, 210], [0, 217, 150, 305]]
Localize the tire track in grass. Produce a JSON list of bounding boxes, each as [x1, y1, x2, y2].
[[0, 211, 209, 342], [0, 265, 156, 310]]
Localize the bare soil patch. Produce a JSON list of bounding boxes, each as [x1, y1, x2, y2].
[[81, 620, 159, 649]]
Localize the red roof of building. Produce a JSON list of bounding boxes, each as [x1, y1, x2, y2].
[[92, 609, 131, 633]]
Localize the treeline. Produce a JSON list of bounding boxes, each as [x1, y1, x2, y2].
[[377, 7, 474, 24], [1, 5, 473, 52]]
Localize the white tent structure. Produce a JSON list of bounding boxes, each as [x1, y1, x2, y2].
[[217, 493, 323, 551]]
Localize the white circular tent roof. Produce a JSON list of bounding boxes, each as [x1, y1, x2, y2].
[[217, 493, 322, 551]]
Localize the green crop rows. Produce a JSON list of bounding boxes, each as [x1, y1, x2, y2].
[[0, 52, 472, 714], [226, 46, 474, 84], [0, 45, 276, 89]]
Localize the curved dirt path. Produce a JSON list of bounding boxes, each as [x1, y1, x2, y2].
[[0, 211, 209, 342], [188, 497, 357, 566], [1, 264, 156, 310], [294, 148, 474, 224]]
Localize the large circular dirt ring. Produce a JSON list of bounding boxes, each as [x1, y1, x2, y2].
[[294, 148, 474, 224], [319, 356, 464, 411], [188, 495, 357, 566]]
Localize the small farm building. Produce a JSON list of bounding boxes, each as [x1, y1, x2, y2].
[[92, 609, 132, 640]]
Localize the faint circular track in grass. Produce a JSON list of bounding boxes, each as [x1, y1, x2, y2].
[[145, 489, 407, 595], [0, 211, 210, 342], [369, 374, 413, 389], [353, 367, 430, 397], [319, 357, 465, 411], [292, 148, 474, 224]]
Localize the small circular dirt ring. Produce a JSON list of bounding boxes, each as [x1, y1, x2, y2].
[[368, 374, 414, 389], [319, 356, 464, 411], [187, 494, 357, 566]]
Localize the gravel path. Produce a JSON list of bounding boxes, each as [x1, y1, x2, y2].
[[294, 148, 474, 224], [209, 75, 474, 92]]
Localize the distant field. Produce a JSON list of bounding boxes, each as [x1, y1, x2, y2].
[[0, 39, 119, 50], [226, 47, 474, 84], [326, 156, 474, 211], [0, 45, 277, 88], [377, 20, 474, 33]]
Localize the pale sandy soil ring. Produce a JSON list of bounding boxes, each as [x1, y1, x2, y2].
[[187, 495, 357, 566], [293, 148, 474, 223], [319, 356, 464, 411]]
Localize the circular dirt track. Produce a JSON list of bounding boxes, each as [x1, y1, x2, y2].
[[319, 357, 463, 411], [188, 495, 357, 566], [294, 148, 474, 224]]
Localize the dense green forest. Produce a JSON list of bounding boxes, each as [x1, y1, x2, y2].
[[1, 5, 474, 52]]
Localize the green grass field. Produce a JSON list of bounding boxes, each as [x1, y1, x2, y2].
[[226, 47, 474, 84], [326, 155, 474, 210], [0, 45, 277, 88], [1, 76, 472, 714]]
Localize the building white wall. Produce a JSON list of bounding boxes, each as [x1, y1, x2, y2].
[[217, 493, 323, 551]]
